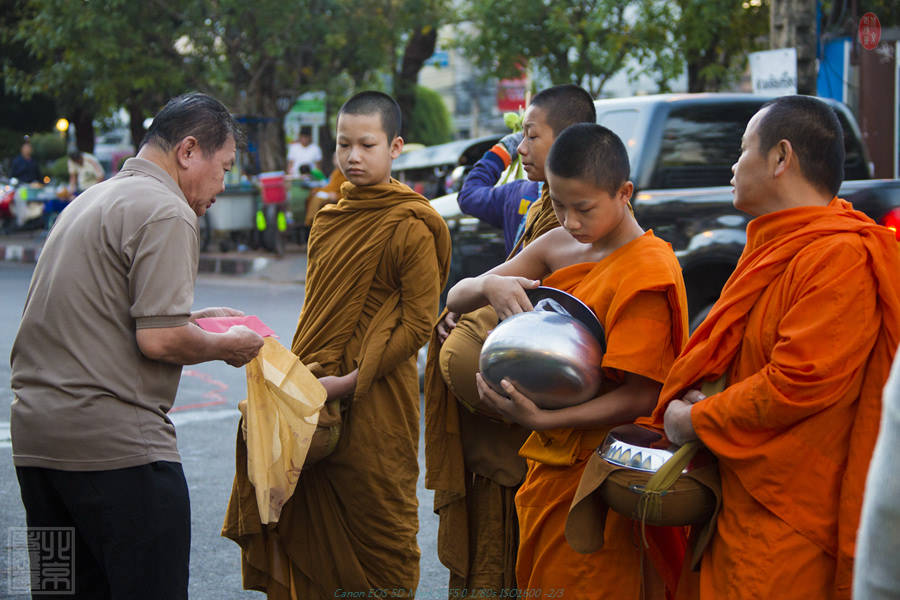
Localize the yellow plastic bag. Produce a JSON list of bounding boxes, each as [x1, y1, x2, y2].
[[240, 337, 327, 524]]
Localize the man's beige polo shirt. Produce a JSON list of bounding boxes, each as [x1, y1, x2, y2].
[[10, 158, 199, 471]]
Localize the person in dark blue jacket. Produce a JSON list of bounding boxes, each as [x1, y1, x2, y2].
[[11, 140, 42, 184], [456, 132, 540, 254]]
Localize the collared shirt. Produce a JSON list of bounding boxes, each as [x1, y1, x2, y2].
[[10, 158, 199, 471]]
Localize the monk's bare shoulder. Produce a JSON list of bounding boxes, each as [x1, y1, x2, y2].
[[526, 227, 576, 265]]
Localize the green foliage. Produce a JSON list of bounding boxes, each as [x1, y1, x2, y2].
[[407, 86, 453, 145], [2, 0, 193, 149], [29, 131, 65, 161], [46, 156, 68, 180], [455, 0, 681, 96], [675, 0, 769, 92], [821, 0, 899, 32], [0, 127, 22, 164]]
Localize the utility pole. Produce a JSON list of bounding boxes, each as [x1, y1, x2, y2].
[[770, 0, 818, 94]]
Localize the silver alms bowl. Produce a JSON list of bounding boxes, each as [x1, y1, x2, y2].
[[478, 287, 605, 409], [598, 425, 713, 473]]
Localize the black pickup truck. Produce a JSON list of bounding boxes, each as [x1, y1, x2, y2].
[[435, 93, 900, 327]]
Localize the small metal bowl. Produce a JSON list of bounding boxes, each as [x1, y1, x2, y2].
[[478, 287, 605, 409], [595, 424, 718, 527], [598, 424, 712, 473]]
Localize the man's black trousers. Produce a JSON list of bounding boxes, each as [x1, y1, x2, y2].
[[15, 461, 190, 600]]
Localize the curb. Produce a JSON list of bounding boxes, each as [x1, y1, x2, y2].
[[0, 241, 294, 280], [0, 244, 40, 263], [197, 254, 271, 276]]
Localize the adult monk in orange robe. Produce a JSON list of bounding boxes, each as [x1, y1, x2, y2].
[[222, 91, 450, 599], [649, 95, 900, 600], [423, 85, 598, 596], [450, 124, 690, 599]]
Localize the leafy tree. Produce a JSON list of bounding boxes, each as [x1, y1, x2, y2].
[[822, 0, 899, 32], [2, 0, 448, 171], [454, 0, 680, 97], [1, 0, 191, 152], [390, 0, 454, 138], [407, 85, 453, 145], [181, 0, 449, 172], [181, 0, 402, 172], [675, 0, 769, 92]]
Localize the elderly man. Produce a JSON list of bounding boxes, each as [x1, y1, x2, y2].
[[10, 92, 263, 600], [645, 95, 900, 599]]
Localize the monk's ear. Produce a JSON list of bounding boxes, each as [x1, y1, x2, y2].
[[389, 136, 404, 160], [771, 139, 793, 178], [618, 180, 634, 203], [174, 136, 199, 169]]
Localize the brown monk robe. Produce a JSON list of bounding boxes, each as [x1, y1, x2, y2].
[[640, 198, 900, 599], [424, 186, 559, 594], [511, 231, 688, 599], [223, 178, 451, 599], [304, 167, 347, 227]]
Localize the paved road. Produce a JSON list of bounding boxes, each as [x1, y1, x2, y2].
[[0, 263, 447, 599]]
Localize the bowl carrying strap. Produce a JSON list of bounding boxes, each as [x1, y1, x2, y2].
[[636, 375, 726, 547]]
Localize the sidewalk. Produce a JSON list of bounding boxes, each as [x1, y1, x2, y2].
[[0, 231, 308, 285]]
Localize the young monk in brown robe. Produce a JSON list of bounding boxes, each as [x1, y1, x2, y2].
[[448, 123, 689, 599], [646, 95, 900, 600], [423, 85, 597, 596], [223, 91, 451, 599]]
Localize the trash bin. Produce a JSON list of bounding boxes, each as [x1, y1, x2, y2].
[[259, 171, 287, 204]]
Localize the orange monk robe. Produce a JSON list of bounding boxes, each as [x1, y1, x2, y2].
[[223, 179, 451, 599], [514, 231, 689, 600], [641, 198, 900, 600], [424, 186, 560, 594], [304, 168, 347, 227]]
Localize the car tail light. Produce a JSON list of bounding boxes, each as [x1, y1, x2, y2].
[[879, 208, 900, 241]]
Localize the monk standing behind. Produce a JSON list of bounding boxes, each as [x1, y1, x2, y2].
[[223, 91, 451, 599], [304, 158, 347, 227], [650, 95, 900, 600], [424, 85, 597, 597], [449, 123, 689, 599]]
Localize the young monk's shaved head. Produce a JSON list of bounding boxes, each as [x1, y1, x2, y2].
[[530, 85, 596, 135], [547, 123, 630, 196], [338, 91, 402, 141], [756, 95, 845, 197]]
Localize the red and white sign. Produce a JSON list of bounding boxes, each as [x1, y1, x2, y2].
[[497, 77, 527, 112], [859, 12, 881, 51], [497, 63, 528, 112]]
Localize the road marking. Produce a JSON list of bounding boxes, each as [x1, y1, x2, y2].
[[0, 409, 241, 450], [172, 369, 232, 412]]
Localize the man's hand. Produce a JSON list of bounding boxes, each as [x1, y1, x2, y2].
[[222, 325, 264, 367], [191, 307, 245, 322], [475, 373, 549, 430], [436, 311, 459, 344], [318, 369, 359, 402], [663, 389, 705, 446], [498, 132, 524, 163], [482, 274, 539, 320]]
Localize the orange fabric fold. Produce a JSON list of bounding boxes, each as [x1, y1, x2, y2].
[[224, 178, 451, 599], [515, 231, 690, 599], [640, 198, 900, 599], [423, 184, 559, 590]]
